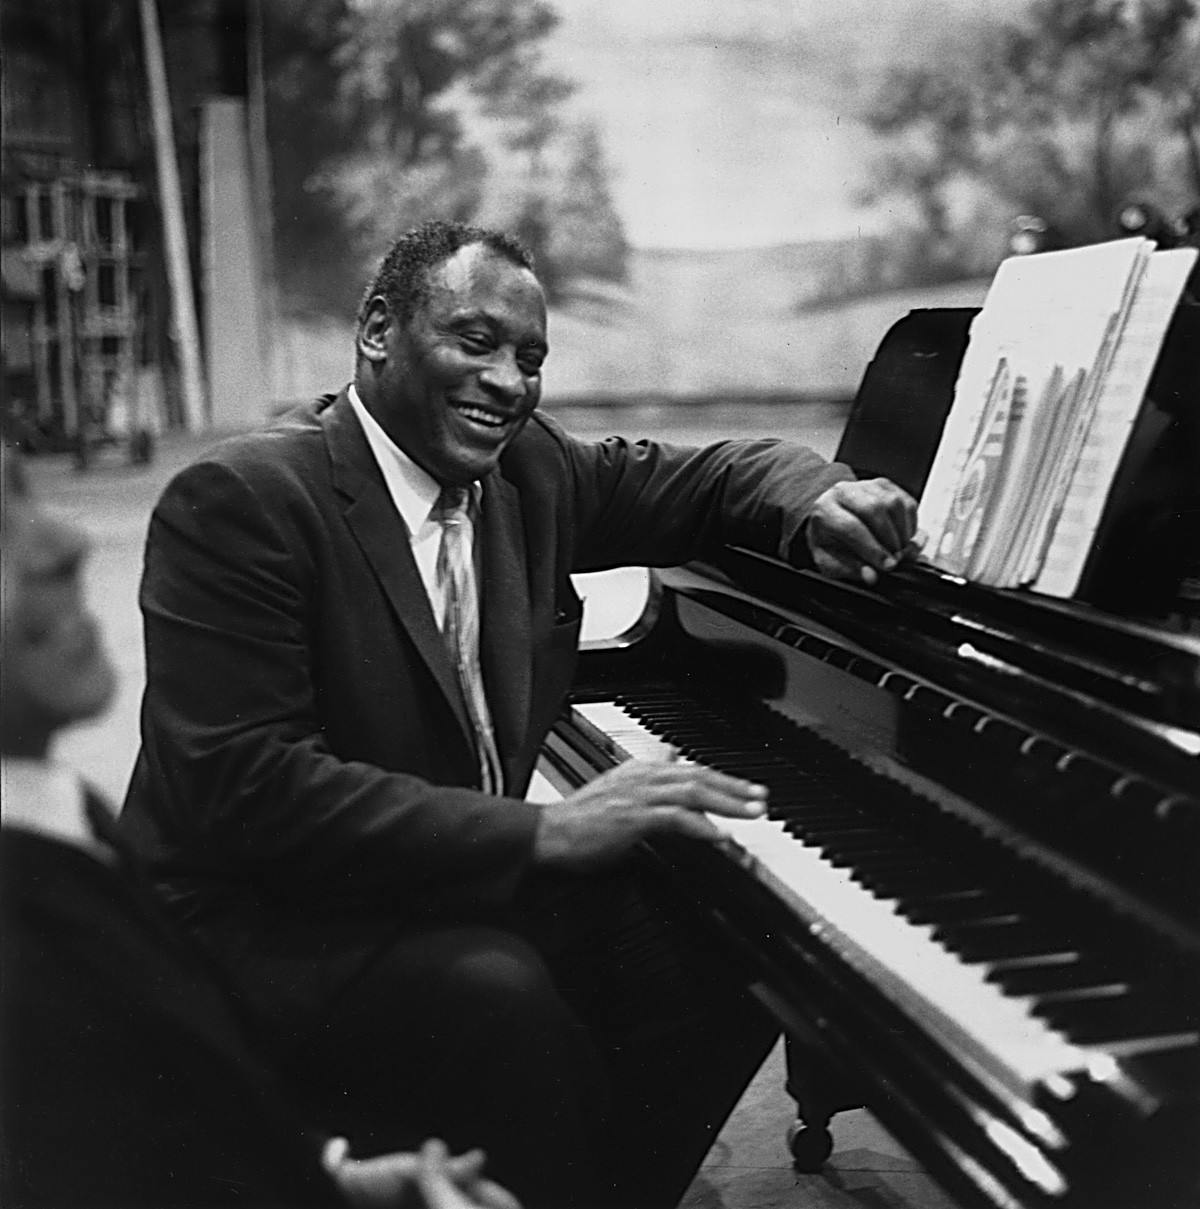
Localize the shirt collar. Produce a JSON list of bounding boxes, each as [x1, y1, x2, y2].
[[348, 383, 444, 535], [0, 757, 108, 858], [347, 385, 484, 532]]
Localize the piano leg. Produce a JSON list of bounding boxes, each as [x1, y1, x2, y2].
[[783, 1034, 863, 1172]]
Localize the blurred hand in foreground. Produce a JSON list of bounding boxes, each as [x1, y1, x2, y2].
[[324, 1136, 522, 1209]]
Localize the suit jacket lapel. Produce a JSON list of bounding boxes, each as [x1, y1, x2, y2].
[[479, 471, 532, 786], [322, 391, 475, 752]]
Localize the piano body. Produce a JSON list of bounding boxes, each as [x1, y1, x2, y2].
[[540, 306, 1200, 1209]]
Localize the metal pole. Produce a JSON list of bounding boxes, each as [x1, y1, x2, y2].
[[139, 0, 207, 430], [246, 0, 279, 394]]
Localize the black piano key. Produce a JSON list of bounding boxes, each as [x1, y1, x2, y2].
[[929, 910, 1051, 938], [853, 847, 982, 876], [791, 823, 888, 841], [824, 841, 918, 864], [859, 874, 990, 907], [713, 765, 802, 787], [820, 840, 920, 865], [685, 745, 786, 764], [675, 746, 760, 763], [614, 705, 682, 720], [899, 886, 994, 910], [769, 797, 857, 817], [902, 893, 1020, 926], [1030, 981, 1134, 1006], [1037, 994, 1195, 1044], [850, 861, 978, 890], [987, 959, 1124, 996], [815, 843, 909, 866], [932, 928, 1082, 967], [931, 918, 1081, 963], [742, 770, 830, 791], [780, 811, 874, 832], [641, 724, 712, 740], [782, 822, 869, 844]]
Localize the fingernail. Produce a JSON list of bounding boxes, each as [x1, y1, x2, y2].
[[883, 554, 898, 570], [744, 798, 766, 815], [746, 782, 768, 798]]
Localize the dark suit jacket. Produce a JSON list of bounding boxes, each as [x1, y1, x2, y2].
[[121, 390, 852, 1029], [0, 805, 342, 1208]]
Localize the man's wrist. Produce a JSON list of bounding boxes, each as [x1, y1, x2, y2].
[[785, 518, 817, 568]]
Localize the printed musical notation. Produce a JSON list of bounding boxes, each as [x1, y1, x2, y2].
[[919, 237, 1197, 597]]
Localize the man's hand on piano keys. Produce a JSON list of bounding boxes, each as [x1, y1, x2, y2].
[[805, 477, 922, 586], [532, 759, 769, 870]]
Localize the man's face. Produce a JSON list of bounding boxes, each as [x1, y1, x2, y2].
[[362, 243, 549, 485], [1, 480, 115, 754]]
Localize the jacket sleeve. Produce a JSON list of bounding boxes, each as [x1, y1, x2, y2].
[[539, 419, 856, 573], [131, 458, 541, 910]]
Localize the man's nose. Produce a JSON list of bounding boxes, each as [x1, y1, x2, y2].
[[478, 350, 526, 401]]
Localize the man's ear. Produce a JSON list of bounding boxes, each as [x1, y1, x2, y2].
[[358, 297, 392, 364]]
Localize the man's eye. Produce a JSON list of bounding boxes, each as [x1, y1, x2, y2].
[[459, 332, 492, 353], [518, 355, 544, 376]]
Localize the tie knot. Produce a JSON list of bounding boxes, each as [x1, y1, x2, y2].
[[433, 485, 470, 524]]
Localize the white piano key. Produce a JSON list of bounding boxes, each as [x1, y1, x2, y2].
[[574, 701, 681, 763]]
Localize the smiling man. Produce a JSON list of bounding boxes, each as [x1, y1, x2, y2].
[[121, 220, 918, 1209]]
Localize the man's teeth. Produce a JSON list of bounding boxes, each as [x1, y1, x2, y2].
[[458, 406, 505, 428]]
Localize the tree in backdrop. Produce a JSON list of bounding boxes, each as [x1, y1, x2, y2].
[[858, 0, 1200, 287], [265, 0, 628, 318]]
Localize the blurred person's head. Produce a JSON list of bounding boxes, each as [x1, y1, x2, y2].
[[1, 447, 115, 758], [354, 220, 548, 487]]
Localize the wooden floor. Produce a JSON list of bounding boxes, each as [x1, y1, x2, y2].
[[683, 1041, 959, 1209]]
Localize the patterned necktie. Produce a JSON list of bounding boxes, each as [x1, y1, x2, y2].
[[433, 486, 504, 795]]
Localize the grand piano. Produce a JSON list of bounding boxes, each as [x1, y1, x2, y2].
[[539, 302, 1200, 1209]]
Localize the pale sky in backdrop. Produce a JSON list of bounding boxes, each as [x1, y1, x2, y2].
[[543, 0, 1027, 249]]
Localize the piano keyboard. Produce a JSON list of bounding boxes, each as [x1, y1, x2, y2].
[[567, 692, 1200, 1115]]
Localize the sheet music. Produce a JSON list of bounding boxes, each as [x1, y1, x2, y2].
[[1034, 246, 1198, 596], [920, 238, 1153, 584]]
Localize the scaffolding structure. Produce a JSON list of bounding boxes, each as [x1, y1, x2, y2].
[[3, 172, 150, 459]]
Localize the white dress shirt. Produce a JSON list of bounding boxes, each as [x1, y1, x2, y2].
[[0, 757, 110, 859], [348, 384, 478, 632]]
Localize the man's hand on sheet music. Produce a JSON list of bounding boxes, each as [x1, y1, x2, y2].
[[534, 759, 769, 869], [806, 477, 922, 587]]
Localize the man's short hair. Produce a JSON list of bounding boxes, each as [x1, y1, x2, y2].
[[357, 220, 535, 331]]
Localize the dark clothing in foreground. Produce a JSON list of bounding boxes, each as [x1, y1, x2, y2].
[[0, 801, 343, 1209], [120, 392, 853, 1205]]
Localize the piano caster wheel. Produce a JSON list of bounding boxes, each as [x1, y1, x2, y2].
[[786, 1120, 833, 1173]]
